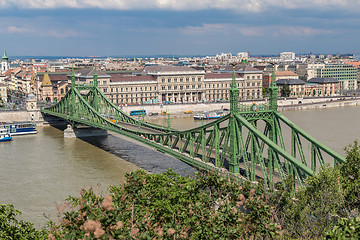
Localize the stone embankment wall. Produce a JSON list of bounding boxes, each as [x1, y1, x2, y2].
[[121, 96, 357, 115], [0, 110, 43, 123]]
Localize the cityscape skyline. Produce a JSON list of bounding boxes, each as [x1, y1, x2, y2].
[[0, 0, 359, 56]]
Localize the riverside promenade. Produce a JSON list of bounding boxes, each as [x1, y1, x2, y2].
[[0, 96, 359, 123], [122, 96, 360, 120]]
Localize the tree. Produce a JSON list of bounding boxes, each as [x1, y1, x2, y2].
[[262, 87, 270, 97], [280, 84, 291, 97], [0, 204, 47, 239], [48, 170, 279, 239]]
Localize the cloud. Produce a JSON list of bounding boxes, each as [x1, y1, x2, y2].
[[181, 23, 332, 38], [181, 23, 265, 36], [278, 26, 333, 36], [0, 0, 359, 12], [7, 26, 33, 33], [2, 23, 78, 38], [48, 29, 78, 38], [181, 24, 227, 34]]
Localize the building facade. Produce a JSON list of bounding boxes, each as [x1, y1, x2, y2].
[[307, 64, 357, 91], [0, 83, 7, 103], [101, 65, 263, 105]]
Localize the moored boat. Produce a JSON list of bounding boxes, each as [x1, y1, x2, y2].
[[1, 122, 37, 135], [194, 111, 225, 120], [0, 128, 12, 142]]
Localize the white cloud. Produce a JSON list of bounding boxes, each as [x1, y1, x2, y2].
[[48, 29, 78, 38], [7, 26, 33, 33], [181, 24, 227, 34], [0, 0, 359, 12], [181, 23, 332, 37], [2, 23, 78, 38], [278, 26, 333, 36]]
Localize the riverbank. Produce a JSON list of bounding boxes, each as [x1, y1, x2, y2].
[[0, 96, 359, 123]]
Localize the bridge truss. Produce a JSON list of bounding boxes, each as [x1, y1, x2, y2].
[[41, 67, 345, 188]]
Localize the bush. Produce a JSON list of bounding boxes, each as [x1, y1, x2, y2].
[[0, 204, 47, 240], [48, 169, 279, 239]]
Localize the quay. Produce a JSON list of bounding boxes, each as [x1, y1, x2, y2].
[[0, 96, 359, 124]]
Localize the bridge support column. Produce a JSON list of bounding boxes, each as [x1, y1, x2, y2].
[[64, 125, 108, 138]]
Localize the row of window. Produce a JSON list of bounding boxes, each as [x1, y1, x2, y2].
[[246, 75, 261, 80], [161, 77, 202, 83], [106, 82, 262, 93]]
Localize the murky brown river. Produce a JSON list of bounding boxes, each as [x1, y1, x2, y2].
[[0, 106, 359, 228]]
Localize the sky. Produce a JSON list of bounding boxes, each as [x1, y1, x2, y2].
[[0, 0, 359, 57]]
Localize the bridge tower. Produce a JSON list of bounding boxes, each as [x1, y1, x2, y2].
[[269, 65, 278, 111], [93, 65, 99, 111], [71, 68, 76, 116], [229, 66, 240, 174]]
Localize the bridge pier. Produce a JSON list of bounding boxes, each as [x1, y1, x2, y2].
[[64, 125, 108, 138]]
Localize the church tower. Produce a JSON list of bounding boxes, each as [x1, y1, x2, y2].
[[1, 51, 10, 73]]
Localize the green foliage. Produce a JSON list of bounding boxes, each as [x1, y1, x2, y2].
[[325, 217, 360, 239], [0, 204, 47, 240], [262, 87, 270, 97], [341, 140, 360, 212], [280, 84, 291, 97], [266, 140, 360, 239], [48, 169, 279, 239]]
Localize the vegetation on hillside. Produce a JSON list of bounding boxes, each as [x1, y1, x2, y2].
[[1, 141, 360, 239]]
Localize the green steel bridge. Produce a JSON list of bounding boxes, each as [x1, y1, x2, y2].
[[41, 66, 345, 188]]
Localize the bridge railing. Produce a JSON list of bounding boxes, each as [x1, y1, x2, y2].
[[238, 103, 271, 112]]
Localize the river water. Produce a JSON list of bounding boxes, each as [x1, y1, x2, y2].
[[0, 106, 359, 228]]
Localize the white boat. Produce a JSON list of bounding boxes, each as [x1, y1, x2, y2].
[[0, 128, 12, 142], [194, 111, 225, 120], [1, 122, 37, 135]]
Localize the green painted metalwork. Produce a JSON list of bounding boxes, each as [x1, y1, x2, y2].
[[41, 66, 346, 187]]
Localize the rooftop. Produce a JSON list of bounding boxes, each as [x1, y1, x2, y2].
[[276, 78, 305, 85]]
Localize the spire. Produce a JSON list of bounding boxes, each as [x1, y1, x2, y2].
[[230, 65, 239, 114], [269, 65, 278, 111], [71, 68, 75, 88], [41, 73, 52, 87], [93, 65, 98, 87], [2, 50, 8, 60]]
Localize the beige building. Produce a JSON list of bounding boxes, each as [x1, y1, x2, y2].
[[0, 83, 7, 103], [62, 65, 263, 106]]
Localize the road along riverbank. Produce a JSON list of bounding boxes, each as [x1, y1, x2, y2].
[[0, 96, 359, 124]]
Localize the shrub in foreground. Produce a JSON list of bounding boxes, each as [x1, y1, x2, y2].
[[48, 169, 279, 239], [0, 204, 47, 239]]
